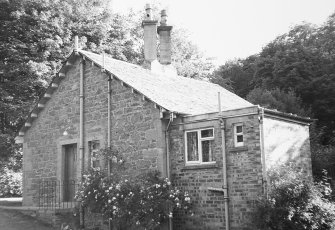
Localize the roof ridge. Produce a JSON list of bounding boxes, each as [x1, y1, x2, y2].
[[79, 49, 143, 69], [80, 50, 216, 83]]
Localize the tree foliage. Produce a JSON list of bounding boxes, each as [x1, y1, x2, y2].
[[171, 28, 214, 79], [246, 88, 311, 117], [210, 56, 257, 97]]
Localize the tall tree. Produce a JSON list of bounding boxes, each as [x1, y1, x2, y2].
[[246, 88, 311, 117], [171, 28, 214, 79], [210, 56, 257, 97], [253, 21, 335, 144]]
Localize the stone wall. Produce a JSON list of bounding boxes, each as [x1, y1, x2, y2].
[[109, 72, 166, 176], [169, 113, 263, 230], [23, 58, 82, 206], [23, 56, 166, 206]]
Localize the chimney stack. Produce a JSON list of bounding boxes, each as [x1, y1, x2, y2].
[[142, 4, 158, 63], [157, 9, 173, 65]]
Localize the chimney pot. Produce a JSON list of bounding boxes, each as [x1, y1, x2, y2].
[[145, 3, 153, 20], [160, 10, 168, 25]]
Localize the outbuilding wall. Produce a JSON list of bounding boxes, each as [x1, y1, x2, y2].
[[263, 116, 312, 176]]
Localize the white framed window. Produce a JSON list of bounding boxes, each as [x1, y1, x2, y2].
[[185, 128, 215, 164], [234, 123, 244, 147], [89, 140, 100, 169]]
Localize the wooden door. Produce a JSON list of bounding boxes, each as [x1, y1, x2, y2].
[[63, 144, 77, 202]]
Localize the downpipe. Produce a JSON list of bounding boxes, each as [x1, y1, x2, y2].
[[107, 75, 112, 176], [79, 57, 85, 229], [218, 92, 230, 230], [165, 113, 173, 230], [220, 118, 230, 230]]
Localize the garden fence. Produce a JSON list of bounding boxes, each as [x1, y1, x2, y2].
[[38, 180, 79, 210]]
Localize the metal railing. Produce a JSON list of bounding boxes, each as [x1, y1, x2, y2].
[[38, 180, 79, 210]]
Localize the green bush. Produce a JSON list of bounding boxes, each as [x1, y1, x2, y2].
[[254, 164, 335, 230], [76, 148, 192, 230], [0, 167, 22, 197]]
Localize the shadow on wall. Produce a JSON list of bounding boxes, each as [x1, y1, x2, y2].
[[263, 119, 311, 173]]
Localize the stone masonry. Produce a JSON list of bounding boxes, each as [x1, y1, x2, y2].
[[22, 56, 166, 206]]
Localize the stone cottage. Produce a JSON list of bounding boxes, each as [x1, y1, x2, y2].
[[16, 5, 312, 230]]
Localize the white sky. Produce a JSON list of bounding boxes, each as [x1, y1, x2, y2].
[[112, 0, 335, 65]]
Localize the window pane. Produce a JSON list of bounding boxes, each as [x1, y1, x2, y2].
[[92, 159, 100, 168], [237, 135, 243, 143], [187, 132, 199, 161], [92, 141, 100, 150], [202, 140, 213, 162], [89, 141, 100, 168], [201, 129, 213, 138], [236, 125, 243, 133]]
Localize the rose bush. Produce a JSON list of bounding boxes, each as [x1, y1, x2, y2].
[[254, 164, 335, 230], [76, 148, 192, 229]]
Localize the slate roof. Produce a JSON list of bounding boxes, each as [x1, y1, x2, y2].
[[80, 50, 253, 115]]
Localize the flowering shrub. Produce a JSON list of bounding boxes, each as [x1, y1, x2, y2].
[[254, 164, 335, 230], [0, 167, 22, 197], [76, 148, 192, 229]]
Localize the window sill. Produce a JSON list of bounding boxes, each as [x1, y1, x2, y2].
[[228, 146, 248, 152], [182, 162, 219, 171]]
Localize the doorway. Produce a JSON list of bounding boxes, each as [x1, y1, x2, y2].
[[63, 143, 77, 202]]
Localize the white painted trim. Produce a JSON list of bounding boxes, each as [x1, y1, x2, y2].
[[85, 135, 104, 171], [173, 112, 259, 126], [264, 113, 311, 126], [185, 128, 215, 165], [233, 123, 244, 147]]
